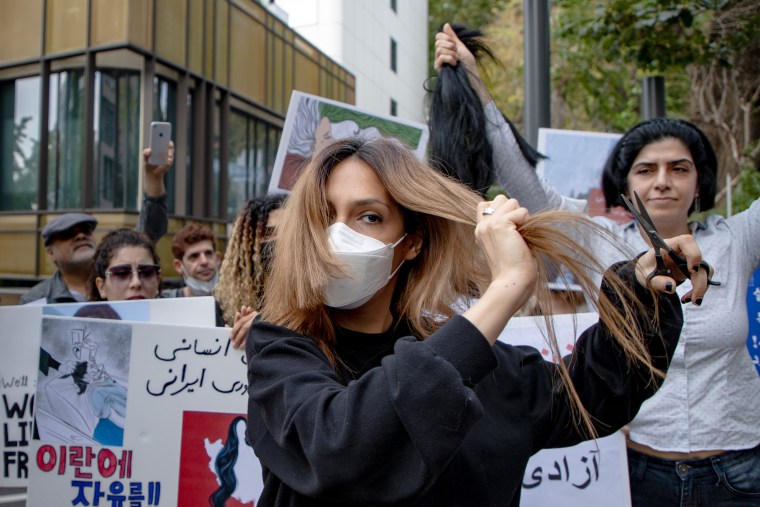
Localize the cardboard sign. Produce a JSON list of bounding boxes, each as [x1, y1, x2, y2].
[[26, 316, 257, 506], [268, 91, 429, 193], [537, 128, 626, 223], [0, 297, 217, 488], [498, 313, 632, 506]]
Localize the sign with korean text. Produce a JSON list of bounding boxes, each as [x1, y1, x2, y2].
[[26, 316, 259, 506], [0, 297, 217, 489]]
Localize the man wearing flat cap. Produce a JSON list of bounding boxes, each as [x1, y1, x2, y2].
[[20, 144, 173, 304]]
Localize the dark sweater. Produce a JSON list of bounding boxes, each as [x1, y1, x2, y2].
[[245, 261, 683, 506]]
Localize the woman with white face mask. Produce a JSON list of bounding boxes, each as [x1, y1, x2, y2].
[[245, 137, 711, 507]]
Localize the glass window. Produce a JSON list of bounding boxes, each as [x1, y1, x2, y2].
[[390, 98, 397, 117], [93, 69, 140, 209], [211, 101, 221, 219], [253, 121, 267, 196], [390, 38, 397, 73], [391, 0, 397, 13], [185, 90, 194, 215], [267, 126, 280, 190], [0, 76, 41, 211], [48, 70, 85, 210], [153, 76, 177, 212], [227, 110, 248, 218]]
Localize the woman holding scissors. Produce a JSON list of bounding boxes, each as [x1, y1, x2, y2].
[[434, 22, 760, 506], [246, 135, 713, 506]]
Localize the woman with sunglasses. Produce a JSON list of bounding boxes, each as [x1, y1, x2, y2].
[[87, 229, 162, 301]]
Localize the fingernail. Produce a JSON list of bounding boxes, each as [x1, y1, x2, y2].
[[665, 282, 673, 292], [682, 297, 691, 304], [694, 298, 702, 306]]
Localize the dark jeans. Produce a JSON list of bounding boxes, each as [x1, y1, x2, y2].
[[627, 445, 760, 506]]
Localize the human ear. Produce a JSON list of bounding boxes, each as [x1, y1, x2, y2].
[[172, 258, 184, 275], [95, 277, 106, 299], [403, 231, 424, 261]]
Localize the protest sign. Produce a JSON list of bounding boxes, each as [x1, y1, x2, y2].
[[498, 312, 632, 506], [537, 128, 625, 222], [26, 316, 256, 506], [0, 297, 217, 490], [268, 90, 429, 194], [747, 267, 760, 376]]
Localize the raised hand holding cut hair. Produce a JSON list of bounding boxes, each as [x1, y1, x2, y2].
[[463, 195, 537, 344], [434, 23, 491, 105]]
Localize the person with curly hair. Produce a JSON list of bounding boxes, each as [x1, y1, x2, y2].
[[215, 194, 286, 347]]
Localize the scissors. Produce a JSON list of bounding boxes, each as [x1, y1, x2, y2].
[[621, 192, 720, 286]]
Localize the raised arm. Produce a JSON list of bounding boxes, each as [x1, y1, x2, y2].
[[137, 141, 173, 242], [434, 23, 581, 214], [524, 231, 711, 450]]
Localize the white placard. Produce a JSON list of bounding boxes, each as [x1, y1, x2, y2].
[[0, 297, 217, 488], [26, 316, 257, 506], [268, 91, 429, 194], [499, 312, 631, 506]]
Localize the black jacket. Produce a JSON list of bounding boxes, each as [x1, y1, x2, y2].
[[246, 261, 683, 506]]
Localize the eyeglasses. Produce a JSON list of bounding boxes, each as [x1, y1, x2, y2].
[[105, 264, 161, 284]]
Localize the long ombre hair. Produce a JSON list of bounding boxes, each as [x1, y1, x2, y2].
[[261, 136, 661, 438], [215, 194, 286, 325]]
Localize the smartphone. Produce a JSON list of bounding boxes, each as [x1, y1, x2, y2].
[[148, 121, 172, 166]]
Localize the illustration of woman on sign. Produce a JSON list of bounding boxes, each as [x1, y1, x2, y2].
[[205, 416, 263, 506], [35, 317, 131, 446]]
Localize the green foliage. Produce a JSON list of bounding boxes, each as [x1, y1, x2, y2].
[[550, 0, 715, 131], [556, 0, 725, 72], [733, 166, 760, 214]]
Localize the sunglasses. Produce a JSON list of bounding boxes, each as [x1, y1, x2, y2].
[[55, 224, 95, 242], [105, 264, 161, 283]]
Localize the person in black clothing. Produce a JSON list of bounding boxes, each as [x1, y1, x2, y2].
[[245, 137, 712, 506]]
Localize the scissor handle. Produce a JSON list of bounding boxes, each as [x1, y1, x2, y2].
[[650, 248, 721, 287], [646, 248, 673, 283]]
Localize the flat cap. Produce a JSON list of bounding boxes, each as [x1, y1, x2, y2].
[[41, 213, 98, 246]]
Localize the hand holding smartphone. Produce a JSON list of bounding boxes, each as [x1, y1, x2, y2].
[[148, 121, 172, 166]]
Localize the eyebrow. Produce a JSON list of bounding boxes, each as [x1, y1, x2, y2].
[[351, 198, 392, 210], [634, 158, 694, 167]]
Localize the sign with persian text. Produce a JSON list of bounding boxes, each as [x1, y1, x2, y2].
[[0, 297, 216, 490], [26, 316, 259, 506]]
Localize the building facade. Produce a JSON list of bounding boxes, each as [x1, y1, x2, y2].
[[271, 0, 428, 123], [0, 0, 355, 296]]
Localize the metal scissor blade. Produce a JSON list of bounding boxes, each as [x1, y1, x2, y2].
[[625, 192, 669, 250]]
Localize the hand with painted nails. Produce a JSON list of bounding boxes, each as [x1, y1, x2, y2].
[[634, 233, 712, 306]]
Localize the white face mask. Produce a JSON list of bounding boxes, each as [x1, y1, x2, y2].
[[183, 270, 219, 296], [323, 222, 407, 310]]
